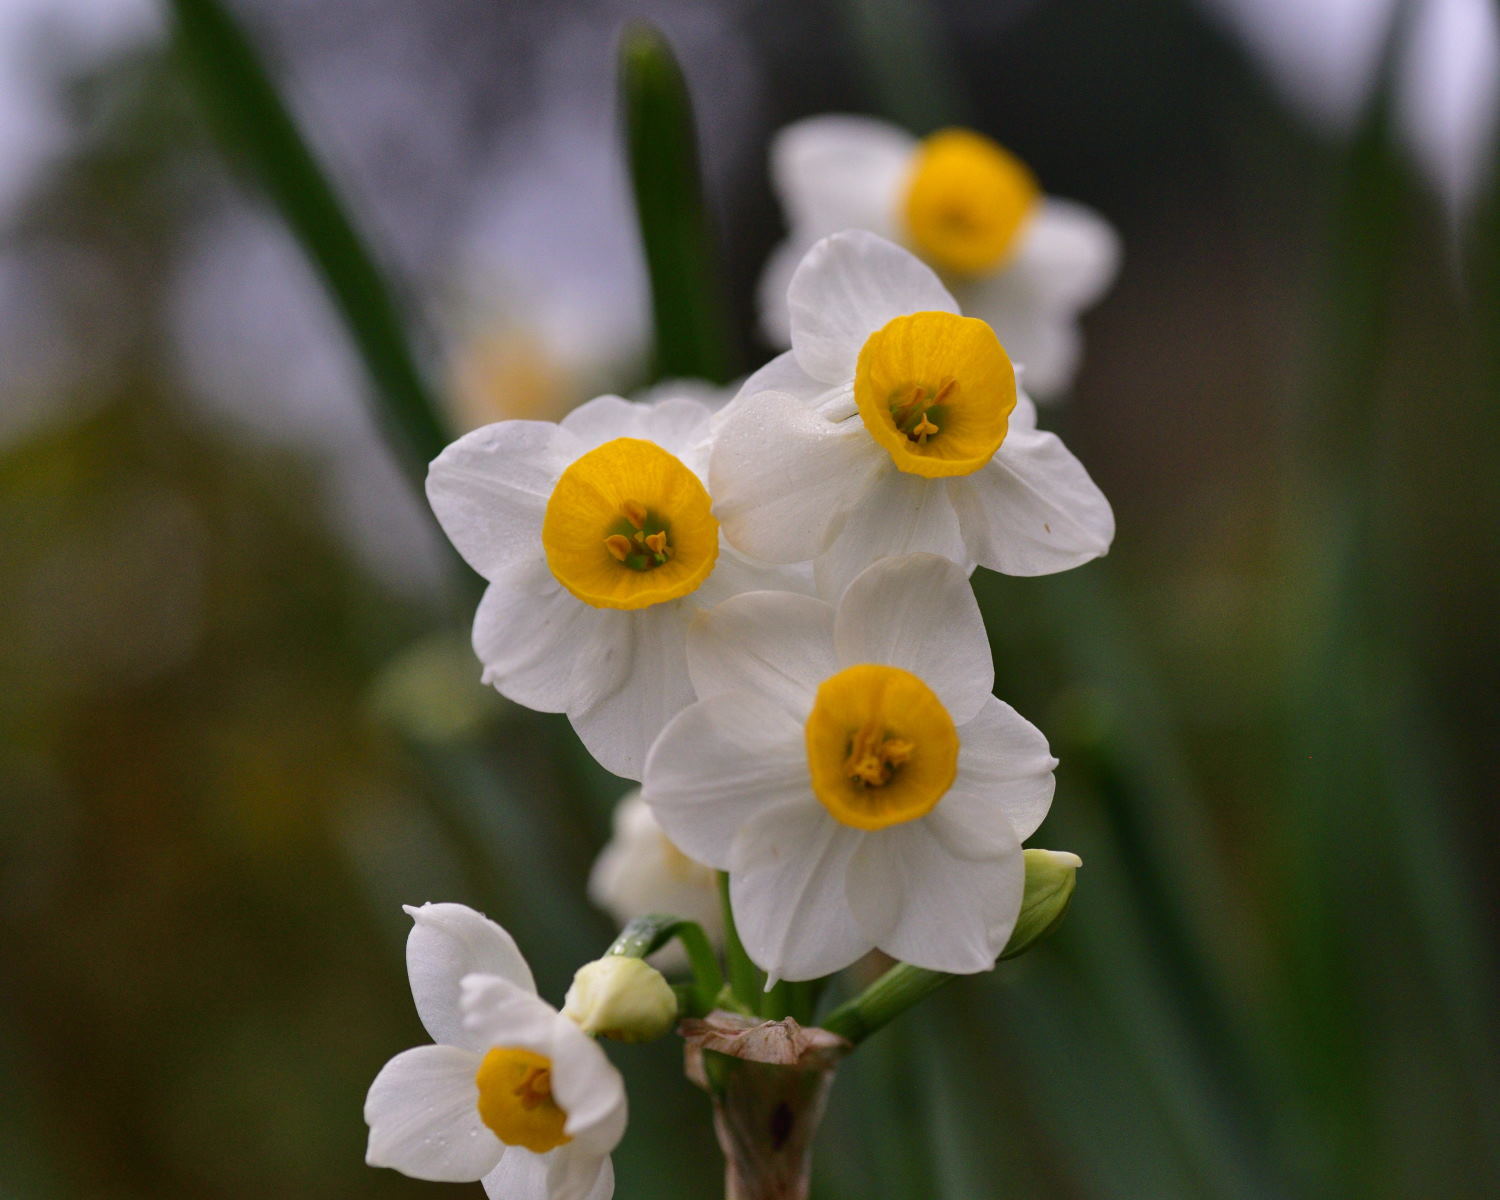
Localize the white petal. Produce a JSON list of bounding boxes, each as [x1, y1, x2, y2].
[[426, 421, 576, 580], [729, 801, 870, 982], [559, 392, 712, 462], [1009, 199, 1122, 312], [692, 540, 816, 608], [481, 1148, 549, 1200], [940, 695, 1057, 846], [643, 691, 809, 870], [1010, 387, 1040, 433], [364, 1044, 500, 1182], [958, 200, 1120, 398], [1398, 0, 1500, 218], [547, 1013, 628, 1151], [460, 973, 564, 1054], [771, 115, 914, 240], [546, 1146, 616, 1200], [587, 791, 722, 941], [570, 602, 696, 780], [833, 554, 992, 724], [755, 237, 806, 348], [405, 903, 536, 1050], [473, 577, 633, 715], [846, 821, 1024, 973], [786, 231, 959, 384], [639, 394, 715, 464], [812, 472, 971, 605], [957, 281, 1081, 401], [710, 389, 885, 563], [482, 1150, 615, 1200], [948, 427, 1114, 576], [686, 591, 835, 715], [732, 350, 843, 414]]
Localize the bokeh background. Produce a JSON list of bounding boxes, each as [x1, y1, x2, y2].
[[2, 0, 1497, 1196]]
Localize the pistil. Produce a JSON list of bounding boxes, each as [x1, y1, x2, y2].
[[844, 718, 916, 787]]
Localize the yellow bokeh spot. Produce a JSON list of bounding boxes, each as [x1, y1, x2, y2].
[[542, 438, 719, 610], [474, 1046, 571, 1154], [854, 311, 1015, 478], [903, 128, 1039, 276], [805, 664, 958, 831]]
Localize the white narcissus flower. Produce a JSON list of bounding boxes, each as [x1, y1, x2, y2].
[[758, 116, 1120, 399], [588, 790, 724, 968], [427, 391, 806, 778], [365, 904, 624, 1200], [715, 230, 1114, 600], [641, 554, 1056, 983]]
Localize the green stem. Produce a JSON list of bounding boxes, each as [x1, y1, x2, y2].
[[717, 872, 762, 1012], [821, 964, 953, 1044], [608, 914, 723, 1017]]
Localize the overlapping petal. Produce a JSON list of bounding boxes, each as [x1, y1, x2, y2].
[[686, 590, 834, 714], [813, 474, 970, 605], [728, 801, 870, 982], [364, 1044, 499, 1182], [481, 1148, 550, 1200], [560, 392, 714, 467], [546, 1147, 617, 1200], [472, 574, 632, 715], [947, 425, 1114, 575], [772, 115, 914, 238], [405, 903, 536, 1050], [710, 389, 884, 563], [460, 973, 565, 1055], [427, 421, 578, 580], [547, 1017, 629, 1151], [569, 601, 695, 779], [643, 690, 809, 870], [845, 819, 1024, 973], [832, 554, 992, 722], [787, 230, 958, 384], [941, 696, 1058, 844]]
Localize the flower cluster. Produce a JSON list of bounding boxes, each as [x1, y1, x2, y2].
[[368, 113, 1115, 1199]]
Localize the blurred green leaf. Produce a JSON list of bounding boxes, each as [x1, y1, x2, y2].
[[167, 0, 449, 483], [619, 24, 739, 385]]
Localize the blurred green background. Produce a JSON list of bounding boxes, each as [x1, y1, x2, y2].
[[2, 0, 1497, 1197]]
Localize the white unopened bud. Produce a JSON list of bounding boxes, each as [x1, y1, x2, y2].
[[563, 956, 677, 1043]]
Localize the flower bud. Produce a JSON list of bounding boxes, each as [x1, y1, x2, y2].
[[563, 955, 678, 1043], [999, 849, 1081, 961]]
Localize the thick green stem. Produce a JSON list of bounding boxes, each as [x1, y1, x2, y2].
[[821, 963, 952, 1044], [717, 872, 762, 1012]]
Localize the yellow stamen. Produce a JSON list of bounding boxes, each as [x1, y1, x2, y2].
[[903, 128, 1040, 276], [845, 720, 917, 786], [603, 534, 632, 562], [622, 499, 648, 530], [805, 664, 958, 830], [474, 1046, 571, 1154], [644, 530, 668, 556]]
